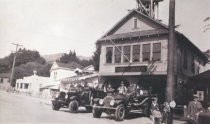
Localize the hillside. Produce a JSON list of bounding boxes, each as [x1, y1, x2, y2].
[[42, 53, 91, 64], [42, 53, 65, 64]]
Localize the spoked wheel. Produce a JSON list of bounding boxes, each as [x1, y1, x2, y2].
[[115, 104, 125, 121], [69, 100, 79, 113]]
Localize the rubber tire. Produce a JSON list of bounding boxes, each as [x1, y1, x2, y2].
[[115, 104, 125, 121], [92, 108, 102, 118], [52, 103, 60, 111], [85, 106, 92, 113], [69, 100, 79, 113]]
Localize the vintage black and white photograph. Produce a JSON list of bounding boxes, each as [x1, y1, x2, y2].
[[0, 0, 210, 124]]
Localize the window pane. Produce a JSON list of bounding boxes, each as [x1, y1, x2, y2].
[[115, 46, 121, 63], [134, 18, 137, 29], [143, 53, 150, 61], [133, 45, 140, 62], [106, 47, 113, 63], [143, 44, 150, 52], [123, 46, 130, 63], [152, 43, 161, 61], [153, 43, 161, 52], [153, 53, 161, 61], [142, 44, 150, 61]]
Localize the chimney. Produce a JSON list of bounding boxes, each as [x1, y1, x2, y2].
[[33, 70, 37, 76]]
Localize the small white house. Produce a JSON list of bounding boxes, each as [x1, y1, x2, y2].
[[15, 71, 50, 96], [0, 73, 10, 90]]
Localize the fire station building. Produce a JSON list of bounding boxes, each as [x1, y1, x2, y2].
[[97, 10, 208, 105]]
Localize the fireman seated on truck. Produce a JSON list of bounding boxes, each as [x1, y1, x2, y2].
[[118, 81, 127, 95]]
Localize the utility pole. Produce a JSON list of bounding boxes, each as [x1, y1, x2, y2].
[[9, 43, 23, 89], [166, 0, 176, 124]]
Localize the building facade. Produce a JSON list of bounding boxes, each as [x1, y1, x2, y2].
[[0, 73, 10, 90], [97, 10, 208, 105], [15, 71, 50, 96], [59, 65, 99, 91]]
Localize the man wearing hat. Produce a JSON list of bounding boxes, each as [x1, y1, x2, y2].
[[118, 81, 127, 95], [187, 94, 203, 123]]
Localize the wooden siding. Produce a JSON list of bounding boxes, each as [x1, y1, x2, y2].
[[113, 15, 162, 35]]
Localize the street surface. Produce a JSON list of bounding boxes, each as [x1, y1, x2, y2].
[[0, 91, 186, 124]]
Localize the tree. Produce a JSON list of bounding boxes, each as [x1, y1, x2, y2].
[[59, 50, 79, 63], [0, 49, 46, 74], [58, 50, 93, 68]]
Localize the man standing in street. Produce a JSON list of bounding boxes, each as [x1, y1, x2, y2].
[[187, 94, 203, 124]]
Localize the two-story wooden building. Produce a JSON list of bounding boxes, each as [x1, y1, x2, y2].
[[97, 10, 208, 104]]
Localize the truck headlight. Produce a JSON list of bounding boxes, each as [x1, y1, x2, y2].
[[99, 99, 104, 105], [110, 100, 115, 106]]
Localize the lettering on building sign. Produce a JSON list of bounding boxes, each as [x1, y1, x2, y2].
[[115, 66, 147, 72]]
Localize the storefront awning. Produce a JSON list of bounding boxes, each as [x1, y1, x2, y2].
[[60, 73, 99, 84]]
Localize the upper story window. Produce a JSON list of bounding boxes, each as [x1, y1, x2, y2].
[[134, 18, 138, 29], [123, 46, 131, 63], [24, 84, 29, 89], [20, 83, 23, 89], [183, 49, 187, 69], [132, 45, 140, 62], [54, 72, 57, 80], [106, 47, 113, 63], [152, 43, 161, 61], [142, 44, 151, 62], [115, 46, 122, 63]]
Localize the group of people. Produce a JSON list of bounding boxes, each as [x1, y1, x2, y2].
[[103, 81, 127, 95], [103, 81, 204, 124], [150, 94, 203, 124], [150, 98, 170, 124], [69, 82, 88, 91]]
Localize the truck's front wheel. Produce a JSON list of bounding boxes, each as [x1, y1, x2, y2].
[[69, 100, 78, 113], [115, 104, 125, 121], [93, 108, 102, 118]]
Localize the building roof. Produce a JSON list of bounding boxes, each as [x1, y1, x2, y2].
[[97, 9, 208, 63], [188, 70, 210, 84], [0, 73, 10, 78], [56, 61, 83, 69], [98, 29, 168, 41]]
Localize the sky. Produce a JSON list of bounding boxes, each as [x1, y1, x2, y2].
[[0, 0, 209, 58]]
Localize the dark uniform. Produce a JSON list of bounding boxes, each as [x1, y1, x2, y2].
[[187, 94, 203, 123]]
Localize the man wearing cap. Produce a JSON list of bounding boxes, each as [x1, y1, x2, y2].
[[118, 81, 127, 95], [187, 94, 203, 123]]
